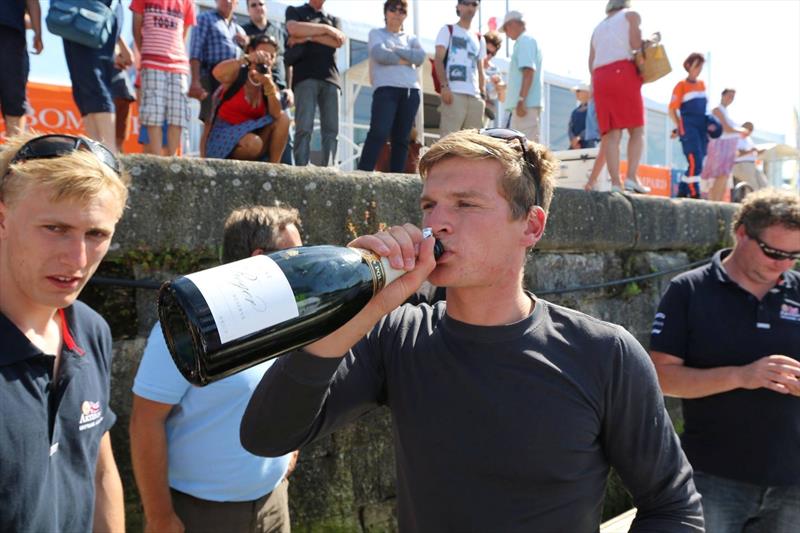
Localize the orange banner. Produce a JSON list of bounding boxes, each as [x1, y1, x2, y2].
[[620, 161, 672, 197], [2, 81, 143, 153]]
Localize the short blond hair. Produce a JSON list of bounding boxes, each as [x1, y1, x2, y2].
[[0, 132, 130, 214], [222, 205, 302, 263], [418, 129, 557, 218]]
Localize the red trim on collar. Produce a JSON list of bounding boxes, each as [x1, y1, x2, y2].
[[58, 308, 85, 356]]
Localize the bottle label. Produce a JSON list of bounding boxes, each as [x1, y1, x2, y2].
[[357, 249, 387, 294], [184, 255, 299, 344]]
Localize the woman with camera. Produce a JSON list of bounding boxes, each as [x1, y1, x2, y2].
[[204, 35, 290, 162]]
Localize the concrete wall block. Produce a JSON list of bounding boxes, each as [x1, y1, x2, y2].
[[628, 195, 722, 251], [540, 189, 636, 251]]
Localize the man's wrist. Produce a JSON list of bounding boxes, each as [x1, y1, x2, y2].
[[518, 96, 527, 103]]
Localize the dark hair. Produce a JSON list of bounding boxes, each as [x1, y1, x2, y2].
[[247, 34, 278, 52], [383, 0, 408, 27], [222, 205, 302, 263], [722, 88, 736, 97], [732, 189, 800, 237], [682, 52, 704, 72], [483, 31, 502, 52]]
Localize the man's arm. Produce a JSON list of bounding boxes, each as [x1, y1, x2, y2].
[[25, 0, 43, 54], [241, 227, 437, 456], [604, 332, 704, 531], [651, 350, 800, 398], [286, 20, 345, 47], [130, 395, 184, 533], [133, 12, 144, 52], [515, 68, 533, 117], [93, 432, 125, 533], [434, 44, 452, 105]]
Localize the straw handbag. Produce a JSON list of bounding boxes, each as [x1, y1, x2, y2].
[[638, 33, 671, 84]]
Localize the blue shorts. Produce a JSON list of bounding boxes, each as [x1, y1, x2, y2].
[[62, 10, 120, 116], [0, 26, 29, 117]]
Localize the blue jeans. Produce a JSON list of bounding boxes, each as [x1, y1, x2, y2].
[[694, 471, 800, 533], [357, 86, 420, 172], [293, 79, 338, 166]]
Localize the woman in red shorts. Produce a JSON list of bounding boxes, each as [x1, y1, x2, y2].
[[589, 0, 649, 194]]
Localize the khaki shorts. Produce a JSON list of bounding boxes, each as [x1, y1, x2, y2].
[[439, 93, 485, 138], [171, 479, 290, 533], [508, 106, 541, 143]]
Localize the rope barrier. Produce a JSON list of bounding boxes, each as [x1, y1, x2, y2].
[[89, 256, 714, 296]]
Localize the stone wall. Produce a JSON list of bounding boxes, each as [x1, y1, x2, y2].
[[93, 155, 738, 532]]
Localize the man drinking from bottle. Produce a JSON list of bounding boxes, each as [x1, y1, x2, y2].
[[241, 129, 704, 531], [0, 133, 127, 532]]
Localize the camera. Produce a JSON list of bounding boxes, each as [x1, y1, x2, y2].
[[256, 63, 269, 75]]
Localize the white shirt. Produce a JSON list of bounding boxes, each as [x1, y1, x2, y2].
[[591, 9, 633, 70], [435, 23, 485, 96], [735, 136, 757, 162]]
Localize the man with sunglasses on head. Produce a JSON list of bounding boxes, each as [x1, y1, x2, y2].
[[242, 128, 703, 531], [0, 133, 128, 532], [243, 0, 294, 164], [434, 0, 486, 138], [650, 188, 800, 533]]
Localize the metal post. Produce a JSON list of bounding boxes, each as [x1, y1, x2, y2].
[[413, 0, 425, 146]]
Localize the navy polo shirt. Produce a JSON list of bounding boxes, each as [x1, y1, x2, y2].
[[650, 249, 800, 486], [0, 301, 116, 532]]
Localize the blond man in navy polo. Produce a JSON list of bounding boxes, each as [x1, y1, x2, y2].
[[0, 133, 130, 532], [651, 188, 800, 532]]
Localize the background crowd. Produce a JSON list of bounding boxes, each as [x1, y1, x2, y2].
[[0, 0, 779, 201]]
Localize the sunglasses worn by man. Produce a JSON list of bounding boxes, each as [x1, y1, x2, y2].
[[480, 127, 542, 208], [6, 134, 121, 177], [748, 231, 800, 261]]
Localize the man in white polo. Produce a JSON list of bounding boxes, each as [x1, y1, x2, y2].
[[500, 10, 543, 142]]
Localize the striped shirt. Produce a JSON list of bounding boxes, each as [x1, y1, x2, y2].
[[131, 0, 196, 74], [190, 10, 244, 75]]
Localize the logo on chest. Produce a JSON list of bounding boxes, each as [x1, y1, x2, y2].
[[780, 299, 800, 323], [79, 400, 104, 431]]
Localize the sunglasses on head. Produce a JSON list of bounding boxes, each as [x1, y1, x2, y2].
[[387, 5, 407, 14], [6, 134, 120, 176], [747, 231, 800, 261], [479, 128, 542, 208]]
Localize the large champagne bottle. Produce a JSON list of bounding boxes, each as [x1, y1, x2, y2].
[[158, 239, 442, 386]]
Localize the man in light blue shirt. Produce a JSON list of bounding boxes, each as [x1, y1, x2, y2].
[[500, 10, 543, 142], [130, 205, 303, 533]]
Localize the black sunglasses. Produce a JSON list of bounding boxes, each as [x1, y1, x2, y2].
[[459, 1, 480, 6], [387, 5, 407, 14], [7, 134, 120, 176], [479, 128, 541, 208], [748, 232, 800, 261]]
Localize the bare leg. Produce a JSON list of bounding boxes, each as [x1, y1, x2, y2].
[[709, 174, 729, 202], [626, 126, 645, 186], [3, 115, 26, 137], [230, 133, 263, 160], [166, 125, 183, 156], [83, 112, 117, 152], [114, 98, 132, 152], [603, 129, 623, 187], [145, 125, 163, 155], [585, 138, 607, 191], [259, 114, 290, 163]]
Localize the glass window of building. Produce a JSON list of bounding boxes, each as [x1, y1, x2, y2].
[[547, 85, 574, 151], [646, 109, 667, 166]]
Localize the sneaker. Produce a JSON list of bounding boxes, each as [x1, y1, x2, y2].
[[624, 180, 651, 194]]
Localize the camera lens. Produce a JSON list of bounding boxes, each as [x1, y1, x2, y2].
[[256, 64, 268, 74]]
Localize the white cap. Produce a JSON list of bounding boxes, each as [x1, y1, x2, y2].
[[499, 10, 524, 32], [571, 82, 591, 93]]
